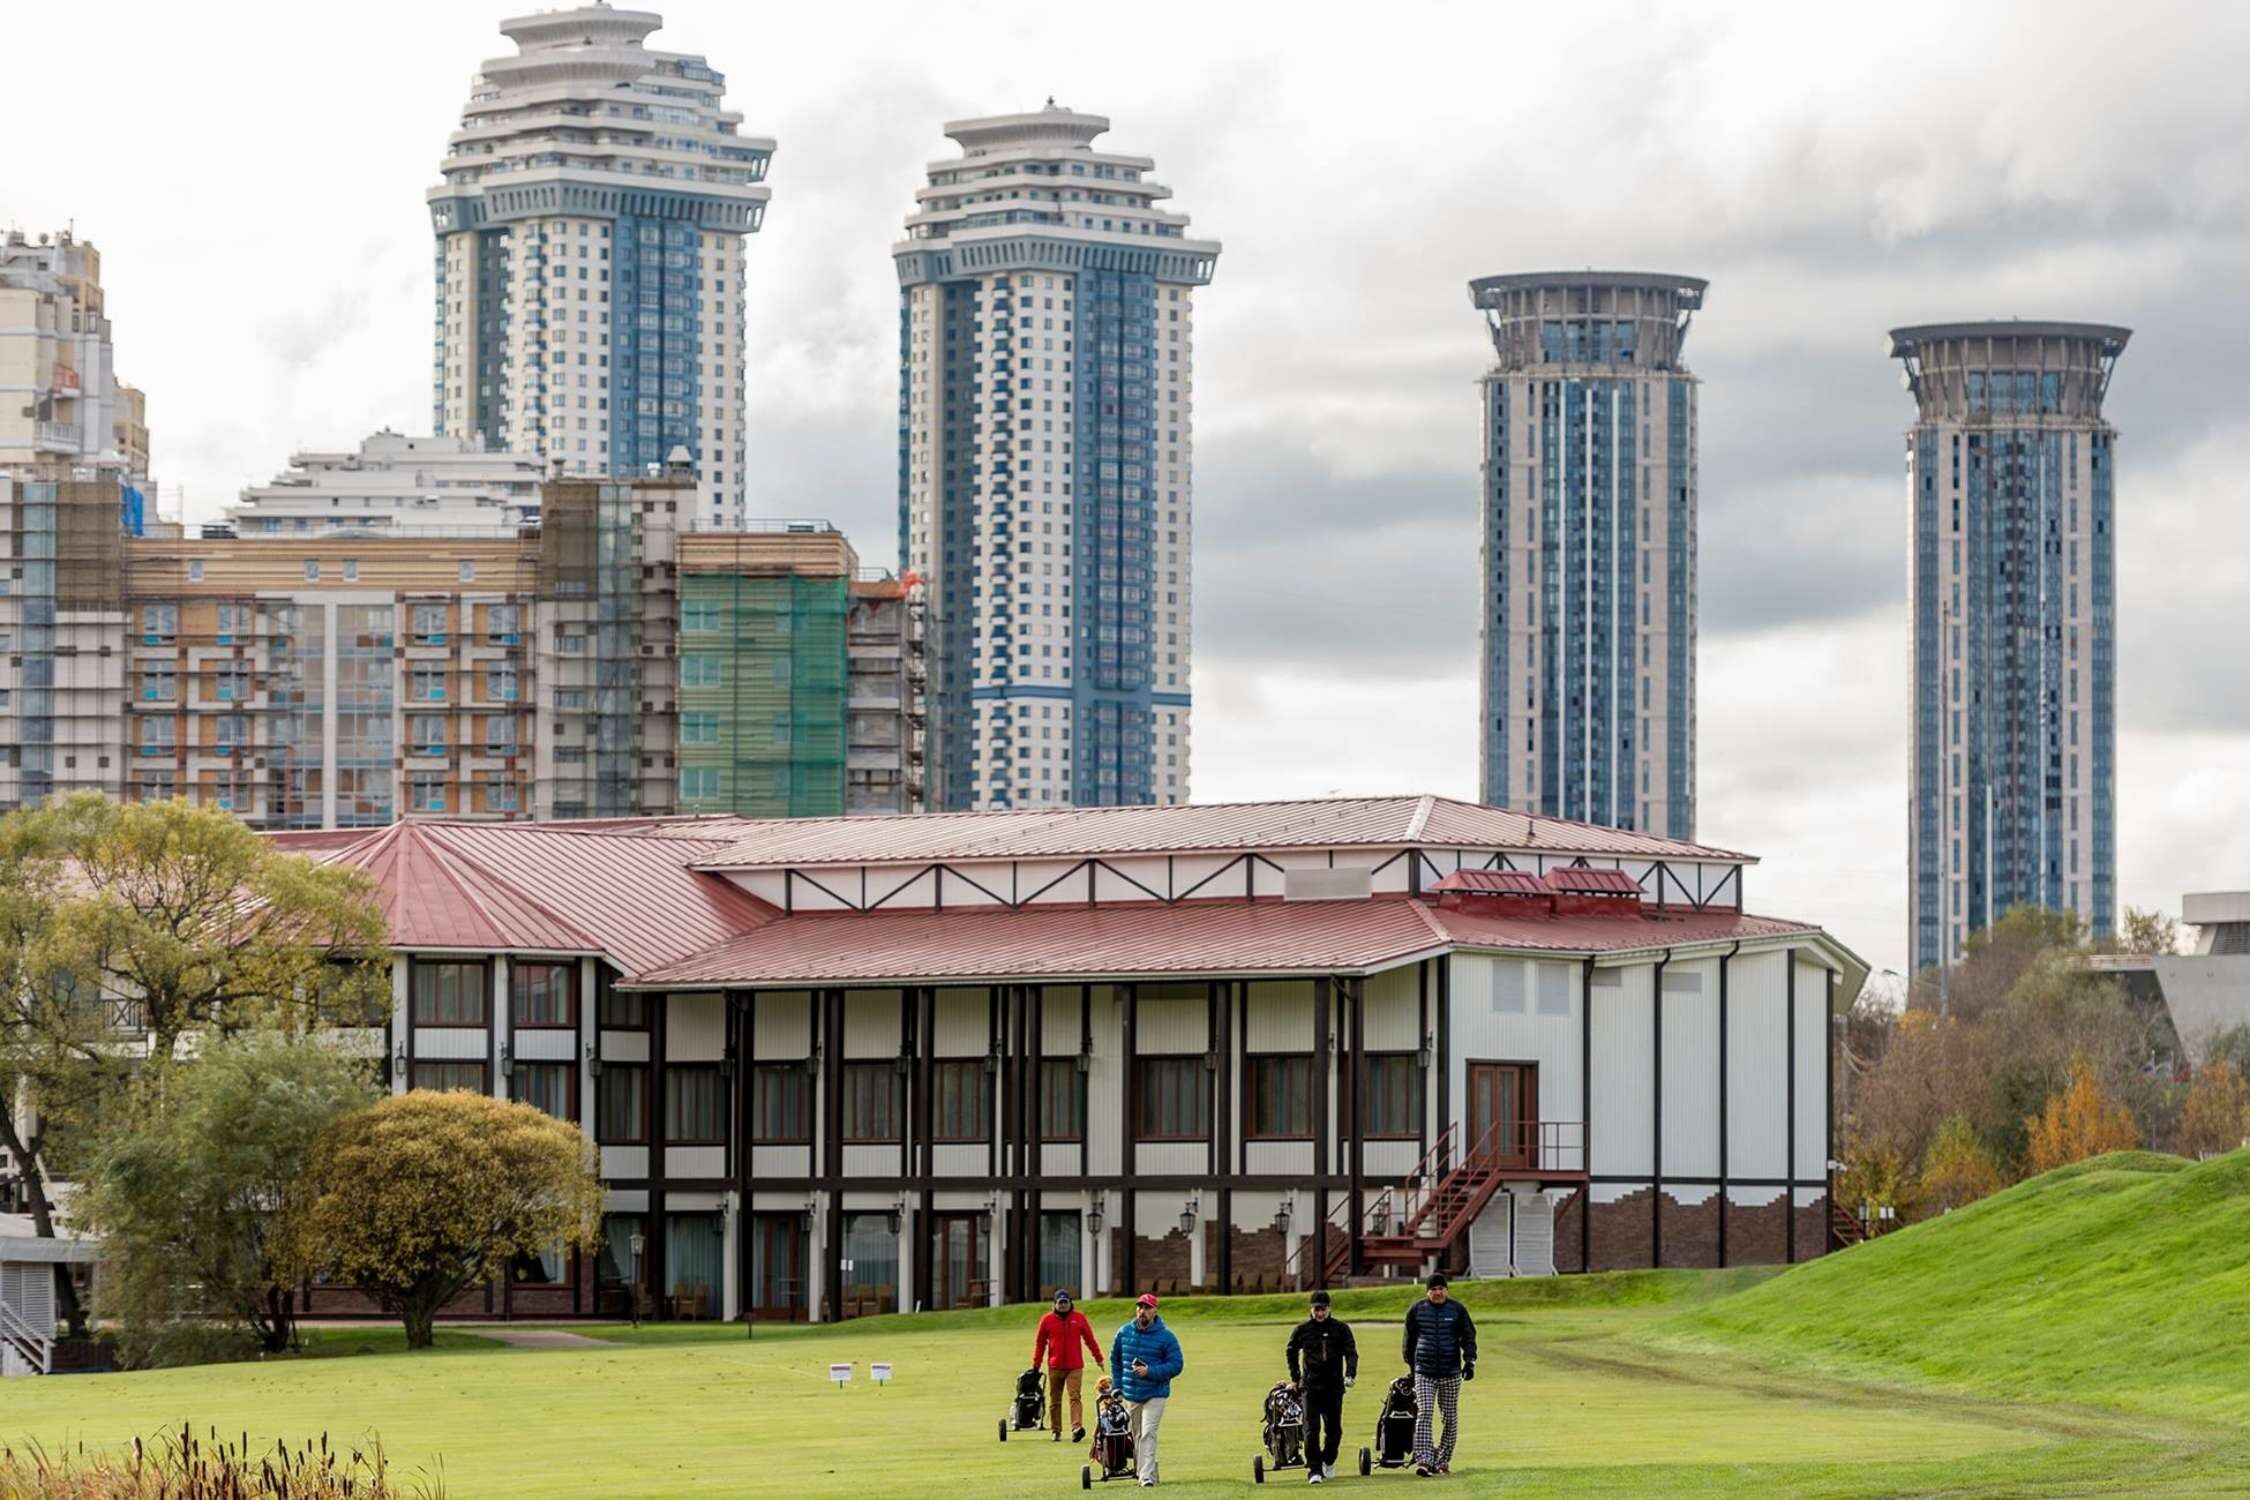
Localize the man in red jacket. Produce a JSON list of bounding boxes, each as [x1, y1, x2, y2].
[[1033, 1288, 1105, 1442]]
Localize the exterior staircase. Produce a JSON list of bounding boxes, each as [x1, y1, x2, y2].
[[1285, 1122, 1532, 1287]]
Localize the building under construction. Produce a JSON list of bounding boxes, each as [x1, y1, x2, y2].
[[0, 467, 924, 828]]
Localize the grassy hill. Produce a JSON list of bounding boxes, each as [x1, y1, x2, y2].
[[1657, 1149, 2250, 1423]]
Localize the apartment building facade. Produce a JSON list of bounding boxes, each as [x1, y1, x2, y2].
[[1472, 272, 1704, 841], [1891, 321, 2128, 972], [429, 3, 772, 531], [225, 431, 545, 537], [896, 104, 1218, 812]]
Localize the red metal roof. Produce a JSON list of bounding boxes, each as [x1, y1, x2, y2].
[[317, 822, 775, 977], [683, 795, 1750, 870], [1429, 903, 1818, 956], [1545, 867, 1645, 897], [627, 896, 1822, 989], [1427, 869, 1552, 897]]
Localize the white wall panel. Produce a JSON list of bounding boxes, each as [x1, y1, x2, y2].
[[515, 1030, 575, 1062], [1042, 986, 1086, 1056], [751, 1145, 810, 1178], [1245, 1141, 1314, 1176], [1660, 960, 1719, 1179], [668, 993, 726, 1061], [667, 1145, 725, 1180], [602, 1145, 649, 1179], [750, 992, 810, 1057], [603, 1029, 652, 1064], [1041, 1143, 1080, 1176], [1135, 1143, 1205, 1176], [1364, 1141, 1421, 1177], [934, 1144, 987, 1177], [1795, 958, 1831, 1180], [1019, 859, 1088, 905], [842, 990, 903, 1058], [1086, 986, 1124, 1176], [1137, 995, 1207, 1054], [1170, 853, 1238, 899], [415, 1027, 487, 1060], [933, 988, 988, 1056], [842, 1145, 896, 1176], [1589, 963, 1651, 1176], [1726, 950, 1789, 1180], [1245, 980, 1313, 1051], [1727, 1183, 1786, 1209], [1364, 964, 1422, 1049]]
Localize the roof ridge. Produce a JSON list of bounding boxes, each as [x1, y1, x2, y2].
[[1405, 794, 1437, 841]]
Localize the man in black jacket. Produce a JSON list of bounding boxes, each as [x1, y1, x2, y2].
[[1285, 1289, 1358, 1483], [1400, 1273, 1475, 1477]]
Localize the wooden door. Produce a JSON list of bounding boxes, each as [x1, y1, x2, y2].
[[932, 1214, 989, 1310], [1466, 1062, 1537, 1169], [749, 1214, 804, 1321]]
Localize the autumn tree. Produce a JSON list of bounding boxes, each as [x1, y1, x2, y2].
[[75, 1032, 377, 1366], [36, 793, 392, 1061], [280, 1092, 603, 1349], [1919, 1115, 2007, 1211], [2113, 907, 2180, 957], [2176, 1059, 2250, 1160], [2025, 1055, 2142, 1174]]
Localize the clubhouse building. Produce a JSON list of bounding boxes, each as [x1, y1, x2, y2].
[[280, 795, 1862, 1322]]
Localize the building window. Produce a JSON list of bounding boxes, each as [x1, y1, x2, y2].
[[486, 667, 519, 702], [681, 653, 721, 688], [680, 711, 720, 746], [681, 600, 721, 632], [409, 775, 446, 813], [485, 715, 518, 753], [412, 1061, 487, 1094], [410, 668, 447, 703], [842, 1213, 898, 1317], [1244, 1054, 1315, 1140], [1359, 1053, 1425, 1140], [141, 604, 176, 643], [411, 715, 447, 755], [665, 1064, 725, 1144], [459, 561, 476, 582], [933, 1059, 992, 1142], [411, 959, 488, 1025], [1039, 1057, 1084, 1141], [680, 767, 720, 800], [342, 559, 359, 582], [841, 1061, 901, 1143], [596, 970, 647, 1028], [1037, 1211, 1081, 1300], [140, 666, 176, 702], [488, 604, 521, 643], [412, 604, 448, 643], [487, 776, 518, 812], [304, 560, 320, 581], [752, 1062, 811, 1143], [1134, 1056, 1209, 1141], [514, 1061, 574, 1122], [512, 962, 576, 1027], [597, 1063, 647, 1143]]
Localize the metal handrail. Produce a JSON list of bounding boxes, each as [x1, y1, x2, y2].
[[0, 1297, 53, 1375]]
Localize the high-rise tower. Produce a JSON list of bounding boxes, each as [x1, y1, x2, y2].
[[895, 105, 1219, 811], [1892, 321, 2128, 973], [1471, 272, 1704, 839], [428, 3, 771, 531]]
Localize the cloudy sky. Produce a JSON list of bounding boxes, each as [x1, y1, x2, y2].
[[10, 0, 2249, 976]]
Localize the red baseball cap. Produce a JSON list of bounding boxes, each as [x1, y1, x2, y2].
[[1136, 1293, 1160, 1309]]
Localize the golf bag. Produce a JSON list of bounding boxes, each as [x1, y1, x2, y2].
[[1252, 1381, 1306, 1483], [1359, 1375, 1419, 1474], [1082, 1390, 1136, 1487], [999, 1366, 1045, 1441]]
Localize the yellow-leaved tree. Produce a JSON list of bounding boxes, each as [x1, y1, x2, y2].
[[1919, 1114, 2007, 1211], [2176, 1059, 2250, 1160], [281, 1091, 603, 1349], [2024, 1055, 2141, 1175]]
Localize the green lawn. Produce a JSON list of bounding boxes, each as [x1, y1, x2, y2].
[[9, 1265, 2246, 1496]]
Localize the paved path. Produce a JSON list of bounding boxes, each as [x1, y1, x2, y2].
[[476, 1328, 619, 1350]]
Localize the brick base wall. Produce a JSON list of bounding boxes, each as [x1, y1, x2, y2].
[[1727, 1196, 1789, 1265], [1658, 1193, 1719, 1269], [1229, 1225, 1287, 1291], [1588, 1187, 1655, 1271], [1134, 1229, 1193, 1295], [1794, 1196, 1830, 1261], [1551, 1189, 1585, 1273]]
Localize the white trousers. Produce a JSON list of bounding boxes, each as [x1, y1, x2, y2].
[[1125, 1396, 1168, 1483]]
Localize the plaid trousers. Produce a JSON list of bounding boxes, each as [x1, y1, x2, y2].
[[1412, 1373, 1462, 1469]]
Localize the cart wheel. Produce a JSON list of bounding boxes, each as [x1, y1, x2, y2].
[[1359, 1447, 1372, 1476], [1253, 1454, 1265, 1484], [1081, 1466, 1093, 1490], [998, 1419, 1007, 1442]]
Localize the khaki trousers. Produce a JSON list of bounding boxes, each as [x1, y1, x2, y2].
[[1046, 1364, 1085, 1433]]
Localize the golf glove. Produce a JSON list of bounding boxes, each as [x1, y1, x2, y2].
[[1344, 1376, 1355, 1390], [1462, 1363, 1475, 1382]]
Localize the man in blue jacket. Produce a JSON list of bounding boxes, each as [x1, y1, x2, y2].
[[1400, 1273, 1475, 1477], [1112, 1292, 1185, 1487]]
